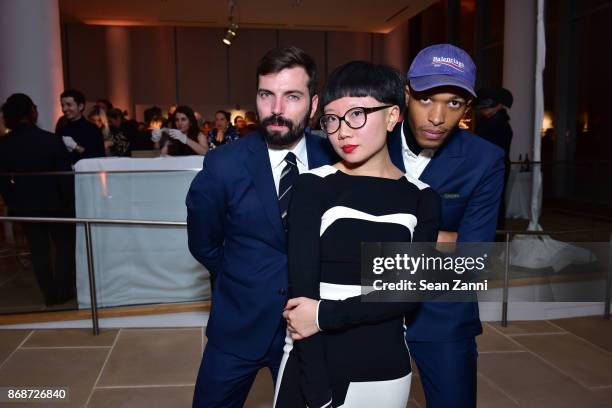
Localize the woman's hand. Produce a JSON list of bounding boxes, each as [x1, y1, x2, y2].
[[168, 129, 187, 144], [437, 230, 458, 242], [436, 230, 458, 253], [283, 297, 321, 340]]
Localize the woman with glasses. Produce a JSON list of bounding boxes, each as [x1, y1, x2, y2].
[[273, 61, 441, 408]]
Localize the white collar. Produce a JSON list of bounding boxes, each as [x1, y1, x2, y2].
[[268, 135, 308, 169]]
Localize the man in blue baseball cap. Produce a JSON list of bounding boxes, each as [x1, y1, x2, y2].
[[390, 43, 504, 407], [283, 44, 505, 407]]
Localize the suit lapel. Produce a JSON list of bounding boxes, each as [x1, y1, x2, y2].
[[305, 131, 334, 169], [244, 134, 285, 246]]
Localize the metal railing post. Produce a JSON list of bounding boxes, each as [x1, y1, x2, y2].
[[605, 233, 612, 320], [84, 221, 100, 335], [502, 232, 511, 327]]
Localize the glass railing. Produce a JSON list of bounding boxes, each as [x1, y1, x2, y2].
[[0, 165, 610, 334], [0, 167, 210, 333]]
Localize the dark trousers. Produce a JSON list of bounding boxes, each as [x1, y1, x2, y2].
[[409, 338, 478, 408], [192, 323, 285, 408], [23, 222, 76, 304]]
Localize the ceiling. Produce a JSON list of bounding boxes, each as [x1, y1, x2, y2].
[[59, 0, 438, 33]]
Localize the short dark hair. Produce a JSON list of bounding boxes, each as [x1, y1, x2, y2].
[[144, 106, 163, 124], [320, 61, 405, 113], [60, 89, 86, 106], [150, 115, 164, 125], [215, 110, 231, 122], [2, 93, 37, 129], [256, 46, 317, 97]]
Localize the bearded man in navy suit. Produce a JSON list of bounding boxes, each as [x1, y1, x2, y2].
[[187, 46, 337, 408], [283, 44, 505, 408]]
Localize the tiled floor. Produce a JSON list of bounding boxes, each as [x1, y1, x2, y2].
[[0, 316, 610, 407]]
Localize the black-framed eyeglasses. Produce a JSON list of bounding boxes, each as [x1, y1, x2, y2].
[[319, 105, 392, 135]]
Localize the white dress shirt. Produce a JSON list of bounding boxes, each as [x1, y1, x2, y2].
[[268, 136, 309, 194], [400, 123, 434, 179]]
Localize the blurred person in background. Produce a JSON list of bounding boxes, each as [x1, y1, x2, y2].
[[166, 103, 177, 122], [234, 115, 249, 137], [234, 114, 245, 129], [144, 106, 163, 127], [95, 99, 113, 112], [152, 105, 208, 156], [200, 120, 212, 137], [106, 108, 132, 157], [87, 106, 112, 154], [208, 110, 239, 150], [130, 110, 160, 152], [168, 103, 177, 116], [57, 89, 106, 164], [474, 87, 513, 159], [244, 110, 259, 134], [208, 110, 240, 149], [475, 87, 513, 229], [195, 111, 204, 128], [0, 93, 76, 306]]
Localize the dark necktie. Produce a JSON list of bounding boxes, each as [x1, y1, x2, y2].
[[278, 152, 299, 231]]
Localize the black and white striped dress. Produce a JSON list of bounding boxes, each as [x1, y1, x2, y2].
[[274, 165, 441, 408]]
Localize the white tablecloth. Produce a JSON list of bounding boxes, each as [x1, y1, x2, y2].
[[505, 168, 531, 219], [74, 156, 210, 309]]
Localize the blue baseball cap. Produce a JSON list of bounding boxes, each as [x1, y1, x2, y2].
[[407, 44, 477, 97]]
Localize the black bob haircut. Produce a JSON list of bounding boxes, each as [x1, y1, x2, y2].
[[320, 61, 406, 113]]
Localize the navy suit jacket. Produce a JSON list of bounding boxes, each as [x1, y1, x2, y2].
[[186, 130, 337, 359], [388, 122, 505, 341]]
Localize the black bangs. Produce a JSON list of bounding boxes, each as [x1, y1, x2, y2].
[[320, 61, 406, 112]]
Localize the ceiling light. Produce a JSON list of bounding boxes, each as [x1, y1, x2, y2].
[[222, 22, 239, 46], [222, 0, 239, 46]]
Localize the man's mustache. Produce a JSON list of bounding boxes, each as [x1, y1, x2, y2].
[[262, 115, 293, 129]]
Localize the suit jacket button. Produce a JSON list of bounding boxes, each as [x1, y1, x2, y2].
[[278, 288, 287, 296]]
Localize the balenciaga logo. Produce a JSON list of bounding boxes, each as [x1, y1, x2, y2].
[[432, 56, 465, 72]]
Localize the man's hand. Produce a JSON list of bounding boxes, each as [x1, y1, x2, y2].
[[283, 297, 320, 340]]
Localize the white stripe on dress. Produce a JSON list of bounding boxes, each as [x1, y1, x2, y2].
[[320, 206, 417, 237]]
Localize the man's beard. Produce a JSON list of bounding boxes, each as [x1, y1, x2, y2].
[[260, 108, 311, 148]]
